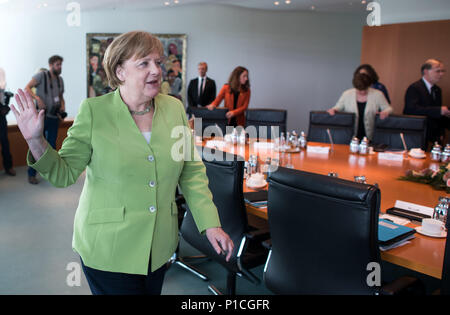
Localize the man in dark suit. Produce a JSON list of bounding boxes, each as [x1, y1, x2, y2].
[[404, 59, 450, 145], [187, 62, 216, 108]]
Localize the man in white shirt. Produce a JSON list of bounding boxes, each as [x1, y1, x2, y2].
[[404, 59, 450, 145], [187, 62, 216, 108]]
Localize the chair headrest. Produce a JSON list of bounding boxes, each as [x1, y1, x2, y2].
[[375, 114, 426, 131], [310, 111, 355, 127], [246, 109, 287, 123], [198, 146, 244, 167], [269, 167, 375, 202], [187, 106, 228, 120]]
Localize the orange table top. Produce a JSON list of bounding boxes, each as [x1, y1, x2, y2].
[[202, 139, 449, 279]]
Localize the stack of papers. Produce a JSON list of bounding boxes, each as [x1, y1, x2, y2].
[[243, 191, 268, 208], [378, 219, 416, 251], [386, 200, 433, 222]]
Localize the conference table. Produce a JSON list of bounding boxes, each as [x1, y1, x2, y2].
[[201, 138, 448, 280]]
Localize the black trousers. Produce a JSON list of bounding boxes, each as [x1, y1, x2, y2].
[[0, 114, 13, 170], [80, 257, 167, 295]]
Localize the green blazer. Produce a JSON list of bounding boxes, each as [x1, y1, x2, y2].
[[28, 89, 221, 275]]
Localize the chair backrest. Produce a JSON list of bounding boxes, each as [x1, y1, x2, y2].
[[265, 167, 381, 294], [186, 106, 229, 136], [372, 114, 427, 151], [441, 220, 450, 294], [245, 108, 287, 139], [307, 111, 355, 144], [179, 148, 247, 272]]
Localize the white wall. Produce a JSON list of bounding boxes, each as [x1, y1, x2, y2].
[[0, 3, 365, 132], [379, 0, 450, 24]]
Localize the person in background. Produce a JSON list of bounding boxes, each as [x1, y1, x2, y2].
[[403, 59, 450, 146], [206, 66, 250, 127], [187, 62, 216, 108], [354, 64, 391, 104], [327, 72, 392, 141], [12, 31, 233, 295], [167, 69, 182, 100], [25, 55, 65, 184], [0, 67, 15, 176]]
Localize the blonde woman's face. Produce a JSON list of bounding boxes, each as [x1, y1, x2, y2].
[[117, 52, 162, 99], [239, 71, 248, 85]]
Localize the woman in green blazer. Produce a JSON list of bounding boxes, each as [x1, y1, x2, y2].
[[12, 31, 233, 295]]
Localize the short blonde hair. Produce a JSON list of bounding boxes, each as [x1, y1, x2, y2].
[[103, 31, 164, 89]]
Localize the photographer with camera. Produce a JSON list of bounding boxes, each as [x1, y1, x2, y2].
[[0, 67, 16, 176], [25, 55, 66, 184]]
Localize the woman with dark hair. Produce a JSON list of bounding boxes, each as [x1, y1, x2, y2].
[[327, 72, 392, 141], [354, 64, 391, 104], [206, 66, 250, 127]]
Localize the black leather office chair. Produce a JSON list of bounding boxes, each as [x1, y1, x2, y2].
[[179, 148, 270, 295], [439, 219, 450, 295], [372, 114, 427, 151], [308, 111, 355, 144], [263, 167, 423, 295], [186, 106, 229, 136], [245, 108, 287, 139]]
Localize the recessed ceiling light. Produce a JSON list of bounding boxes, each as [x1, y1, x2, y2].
[[361, 0, 367, 4], [285, 0, 291, 4], [274, 1, 280, 5], [164, 1, 170, 5], [174, 0, 179, 3], [311, 5, 316, 10], [43, 2, 48, 7]]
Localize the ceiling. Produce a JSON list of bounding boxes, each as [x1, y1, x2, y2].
[[0, 0, 369, 13]]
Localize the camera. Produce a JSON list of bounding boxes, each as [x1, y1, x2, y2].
[[49, 104, 67, 119], [0, 91, 13, 115], [3, 91, 13, 106]]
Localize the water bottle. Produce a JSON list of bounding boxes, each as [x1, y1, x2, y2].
[[238, 130, 246, 145], [280, 132, 286, 148], [431, 142, 442, 161], [350, 137, 360, 154], [359, 137, 368, 155], [299, 131, 307, 149], [441, 144, 450, 163]]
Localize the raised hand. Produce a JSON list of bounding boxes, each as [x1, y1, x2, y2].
[[11, 88, 45, 141]]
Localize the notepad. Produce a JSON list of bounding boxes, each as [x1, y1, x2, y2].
[[378, 219, 416, 248]]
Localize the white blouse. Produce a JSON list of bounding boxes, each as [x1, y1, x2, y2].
[[142, 131, 151, 144]]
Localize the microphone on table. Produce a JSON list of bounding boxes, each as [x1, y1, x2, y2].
[[326, 128, 334, 152], [400, 132, 408, 152]]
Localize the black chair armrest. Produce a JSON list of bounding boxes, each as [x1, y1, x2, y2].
[[380, 276, 425, 295], [262, 239, 272, 250]]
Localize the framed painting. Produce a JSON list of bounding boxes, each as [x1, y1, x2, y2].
[[86, 33, 187, 103]]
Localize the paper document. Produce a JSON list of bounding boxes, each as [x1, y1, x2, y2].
[[306, 146, 330, 154], [394, 200, 434, 217]]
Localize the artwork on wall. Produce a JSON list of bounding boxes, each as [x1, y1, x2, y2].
[[86, 33, 187, 103]]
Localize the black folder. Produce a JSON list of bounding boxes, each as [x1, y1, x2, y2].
[[386, 207, 431, 222], [243, 190, 268, 203]]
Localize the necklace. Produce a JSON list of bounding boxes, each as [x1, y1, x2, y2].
[[129, 99, 154, 116]]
